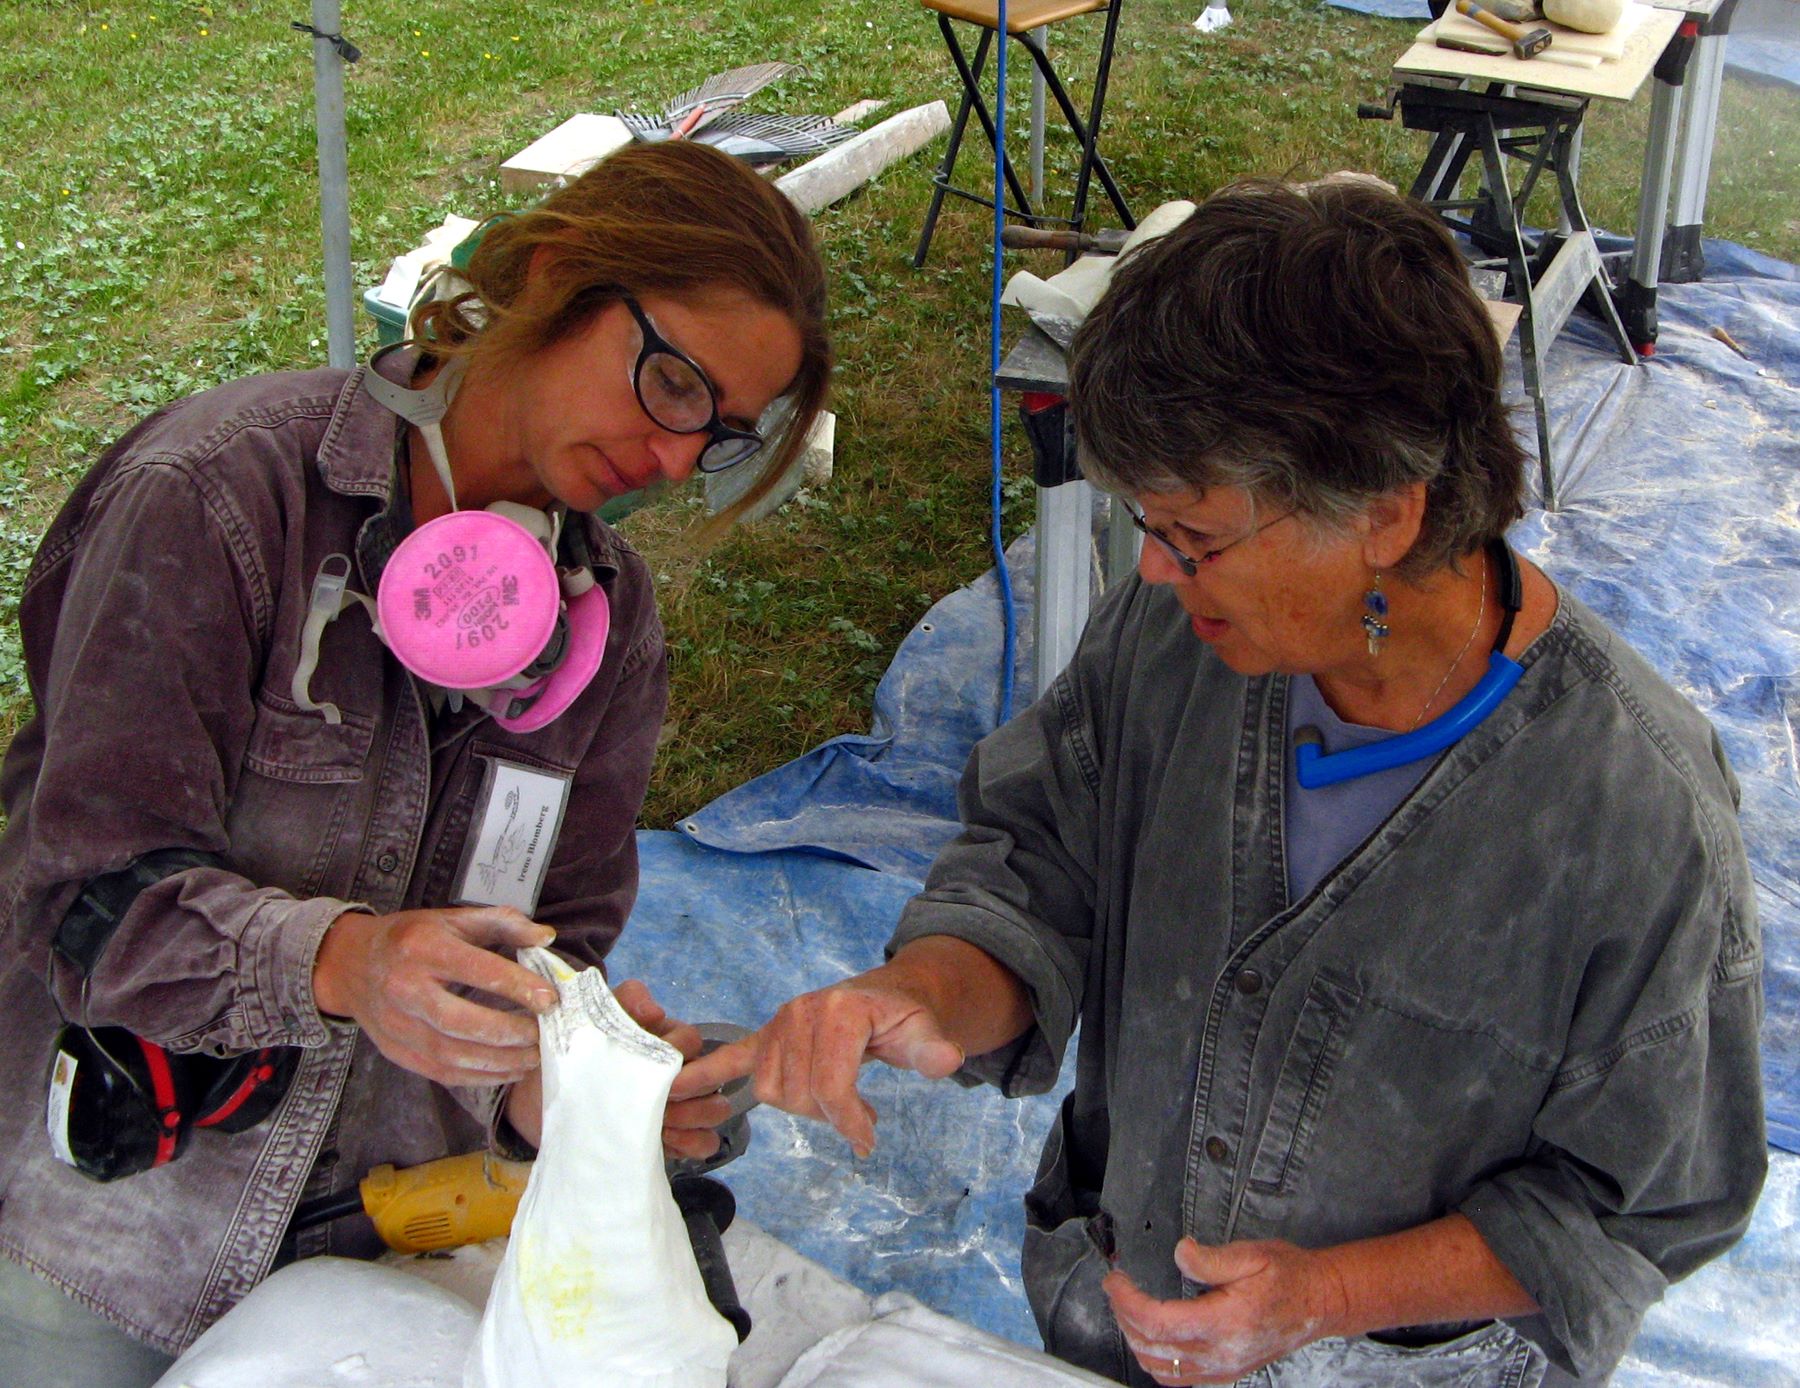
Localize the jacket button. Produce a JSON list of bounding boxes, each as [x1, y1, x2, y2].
[[1234, 968, 1264, 995], [376, 851, 400, 873], [1204, 1136, 1230, 1164]]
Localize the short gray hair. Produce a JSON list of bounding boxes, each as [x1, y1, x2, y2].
[[1068, 178, 1526, 577]]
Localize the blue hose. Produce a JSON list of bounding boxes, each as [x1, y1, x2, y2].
[[990, 0, 1017, 725]]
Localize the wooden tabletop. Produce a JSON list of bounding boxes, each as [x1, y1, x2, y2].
[[1393, 3, 1684, 103]]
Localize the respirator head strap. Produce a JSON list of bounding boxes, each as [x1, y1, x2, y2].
[[362, 345, 468, 509]]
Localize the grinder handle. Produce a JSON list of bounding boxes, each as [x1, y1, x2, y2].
[[672, 1175, 753, 1343]]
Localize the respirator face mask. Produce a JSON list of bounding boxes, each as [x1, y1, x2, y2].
[[294, 344, 610, 732]]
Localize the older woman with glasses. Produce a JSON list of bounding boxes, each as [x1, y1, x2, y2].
[[680, 179, 1764, 1387], [0, 140, 829, 1385]]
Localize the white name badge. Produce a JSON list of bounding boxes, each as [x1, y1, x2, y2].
[[453, 759, 573, 916], [46, 1048, 78, 1168]]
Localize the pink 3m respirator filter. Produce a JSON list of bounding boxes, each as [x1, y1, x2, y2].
[[293, 508, 610, 734], [376, 509, 610, 732], [293, 348, 612, 734]]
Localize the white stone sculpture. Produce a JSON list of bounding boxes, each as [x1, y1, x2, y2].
[[1543, 0, 1627, 34], [464, 949, 738, 1388]]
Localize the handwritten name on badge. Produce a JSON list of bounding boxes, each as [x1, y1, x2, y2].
[[454, 760, 573, 916]]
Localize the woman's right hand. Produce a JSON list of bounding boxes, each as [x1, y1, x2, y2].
[[670, 973, 966, 1159], [312, 906, 560, 1088]]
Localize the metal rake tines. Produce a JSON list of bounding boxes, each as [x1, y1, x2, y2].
[[659, 62, 797, 124], [617, 110, 857, 164], [690, 113, 858, 162], [617, 111, 680, 140]]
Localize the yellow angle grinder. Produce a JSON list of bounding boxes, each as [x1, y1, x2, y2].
[[293, 1149, 532, 1253]]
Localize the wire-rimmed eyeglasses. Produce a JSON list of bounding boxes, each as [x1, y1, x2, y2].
[[1124, 500, 1293, 578], [621, 293, 765, 474]]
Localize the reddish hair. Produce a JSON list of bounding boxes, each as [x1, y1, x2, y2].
[[413, 141, 831, 531]]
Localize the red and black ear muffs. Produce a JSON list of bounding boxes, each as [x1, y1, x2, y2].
[[191, 1043, 299, 1134], [46, 1025, 300, 1183]]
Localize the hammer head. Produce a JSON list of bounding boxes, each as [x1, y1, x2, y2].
[[1515, 26, 1553, 58]]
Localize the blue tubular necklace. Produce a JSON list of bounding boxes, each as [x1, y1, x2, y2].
[[1294, 541, 1524, 790]]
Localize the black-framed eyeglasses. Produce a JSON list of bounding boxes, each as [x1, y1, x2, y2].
[[620, 293, 765, 474], [1124, 500, 1292, 578]]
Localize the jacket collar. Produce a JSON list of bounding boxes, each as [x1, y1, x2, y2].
[[315, 351, 414, 503]]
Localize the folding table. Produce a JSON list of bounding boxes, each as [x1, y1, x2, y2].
[[1381, 3, 1685, 506]]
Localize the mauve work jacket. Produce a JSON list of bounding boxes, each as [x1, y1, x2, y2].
[[0, 363, 667, 1353], [889, 572, 1766, 1387]]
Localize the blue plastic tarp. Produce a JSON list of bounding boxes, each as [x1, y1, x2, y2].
[[1727, 35, 1800, 90], [1324, 0, 1431, 19]]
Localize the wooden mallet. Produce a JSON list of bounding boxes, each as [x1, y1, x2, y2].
[[1453, 0, 1554, 59]]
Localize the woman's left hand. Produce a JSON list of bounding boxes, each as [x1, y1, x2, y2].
[[501, 979, 730, 1156], [1103, 1237, 1348, 1385]]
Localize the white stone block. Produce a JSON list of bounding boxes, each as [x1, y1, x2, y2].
[[500, 114, 634, 197]]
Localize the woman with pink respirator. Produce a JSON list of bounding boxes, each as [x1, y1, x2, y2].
[[0, 140, 829, 1385]]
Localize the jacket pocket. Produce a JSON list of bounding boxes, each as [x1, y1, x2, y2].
[[1021, 1092, 1129, 1380], [228, 693, 377, 898], [1268, 1322, 1546, 1388], [241, 690, 375, 784], [1245, 969, 1360, 1196]]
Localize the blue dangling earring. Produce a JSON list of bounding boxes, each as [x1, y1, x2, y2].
[[1362, 574, 1390, 656]]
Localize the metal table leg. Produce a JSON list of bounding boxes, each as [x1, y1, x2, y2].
[[1034, 479, 1094, 694], [1663, 0, 1736, 282], [1621, 13, 1706, 350], [1104, 494, 1140, 588]]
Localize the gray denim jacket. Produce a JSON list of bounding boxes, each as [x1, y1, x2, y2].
[[0, 363, 667, 1352], [889, 572, 1765, 1386]]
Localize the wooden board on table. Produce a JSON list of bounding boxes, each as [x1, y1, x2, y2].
[[1432, 0, 1646, 62], [1393, 2, 1682, 102]]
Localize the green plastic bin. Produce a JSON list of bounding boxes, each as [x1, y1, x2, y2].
[[362, 287, 409, 348]]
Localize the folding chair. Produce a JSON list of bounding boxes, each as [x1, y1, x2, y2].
[[912, 0, 1135, 268]]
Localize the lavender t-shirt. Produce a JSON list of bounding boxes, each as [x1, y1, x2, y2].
[[1283, 674, 1435, 902]]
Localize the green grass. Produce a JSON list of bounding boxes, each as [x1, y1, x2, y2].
[[3, 0, 1797, 825]]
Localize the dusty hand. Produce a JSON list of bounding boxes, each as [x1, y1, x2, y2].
[[312, 906, 558, 1088], [1103, 1237, 1348, 1385], [669, 979, 965, 1158]]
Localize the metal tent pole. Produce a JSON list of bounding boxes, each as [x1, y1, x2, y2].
[[1029, 29, 1047, 203], [308, 0, 356, 369]]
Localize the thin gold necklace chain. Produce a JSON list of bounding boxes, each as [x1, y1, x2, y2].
[[1410, 552, 1488, 731]]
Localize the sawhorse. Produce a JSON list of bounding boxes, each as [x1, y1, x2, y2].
[[1381, 3, 1685, 506], [1396, 82, 1637, 508]]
